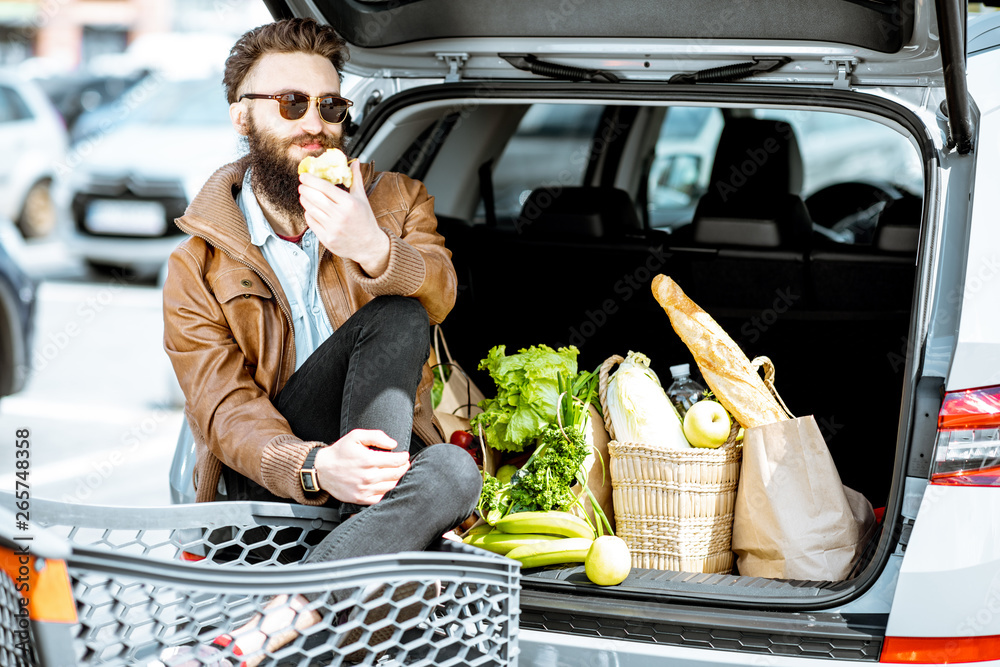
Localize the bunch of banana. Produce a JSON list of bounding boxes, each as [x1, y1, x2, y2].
[[463, 510, 596, 568]]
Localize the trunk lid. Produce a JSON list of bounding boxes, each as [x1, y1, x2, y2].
[[269, 0, 972, 151]]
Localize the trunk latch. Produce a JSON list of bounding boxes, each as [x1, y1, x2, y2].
[[823, 56, 859, 90], [436, 53, 469, 82]]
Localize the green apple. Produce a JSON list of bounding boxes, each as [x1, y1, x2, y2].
[[496, 464, 517, 485], [682, 400, 731, 448]]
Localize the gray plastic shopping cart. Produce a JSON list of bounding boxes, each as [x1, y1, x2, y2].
[[0, 495, 519, 666]]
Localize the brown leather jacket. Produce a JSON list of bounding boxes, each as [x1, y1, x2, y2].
[[163, 157, 455, 505]]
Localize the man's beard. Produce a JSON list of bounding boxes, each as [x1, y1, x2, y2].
[[244, 113, 341, 222]]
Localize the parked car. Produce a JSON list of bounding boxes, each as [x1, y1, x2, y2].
[[54, 75, 240, 275], [0, 219, 37, 397], [33, 69, 152, 135], [172, 2, 1000, 665], [0, 71, 69, 238]]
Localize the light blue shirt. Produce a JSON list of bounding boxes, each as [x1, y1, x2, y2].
[[237, 168, 334, 370]]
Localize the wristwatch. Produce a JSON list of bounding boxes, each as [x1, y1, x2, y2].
[[299, 446, 324, 493]]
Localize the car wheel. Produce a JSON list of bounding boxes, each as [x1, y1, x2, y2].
[[17, 180, 56, 239]]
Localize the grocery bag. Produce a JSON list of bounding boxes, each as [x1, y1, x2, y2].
[[731, 415, 876, 581], [569, 404, 616, 533], [430, 324, 486, 442]]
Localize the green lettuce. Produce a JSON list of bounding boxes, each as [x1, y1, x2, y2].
[[470, 344, 579, 452]]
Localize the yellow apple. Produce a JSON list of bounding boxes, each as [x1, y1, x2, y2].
[[682, 400, 731, 448], [585, 536, 632, 586]]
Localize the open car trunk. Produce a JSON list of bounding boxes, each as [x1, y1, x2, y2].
[[268, 0, 972, 656], [342, 78, 934, 618]]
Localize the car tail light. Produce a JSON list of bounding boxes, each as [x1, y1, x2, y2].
[[881, 635, 1000, 663], [932, 385, 1000, 486]]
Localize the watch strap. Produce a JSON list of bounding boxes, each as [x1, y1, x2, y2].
[[299, 446, 323, 493]]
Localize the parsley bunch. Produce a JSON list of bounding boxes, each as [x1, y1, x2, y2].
[[508, 423, 589, 512]]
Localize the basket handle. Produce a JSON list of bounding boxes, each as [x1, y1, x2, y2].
[[751, 355, 795, 419], [598, 355, 625, 441]]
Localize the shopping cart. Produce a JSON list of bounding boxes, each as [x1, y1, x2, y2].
[[0, 495, 520, 666]]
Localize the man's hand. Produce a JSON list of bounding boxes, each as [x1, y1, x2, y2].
[[314, 429, 410, 505], [298, 161, 390, 277]]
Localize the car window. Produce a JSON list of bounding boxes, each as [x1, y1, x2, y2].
[[646, 107, 724, 231], [478, 103, 606, 222], [753, 108, 922, 197], [0, 86, 33, 123], [644, 106, 922, 234]]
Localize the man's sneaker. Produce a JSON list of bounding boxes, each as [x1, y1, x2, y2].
[[337, 580, 439, 663], [152, 633, 243, 667]]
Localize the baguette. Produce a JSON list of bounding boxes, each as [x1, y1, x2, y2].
[[651, 274, 788, 428]]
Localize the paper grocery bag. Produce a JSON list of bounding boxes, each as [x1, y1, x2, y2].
[[732, 415, 875, 581], [430, 325, 485, 442], [569, 404, 616, 534]]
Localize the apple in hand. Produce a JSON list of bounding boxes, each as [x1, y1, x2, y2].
[[682, 400, 731, 448]]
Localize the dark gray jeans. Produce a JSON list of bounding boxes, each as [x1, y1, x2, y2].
[[221, 295, 482, 564]]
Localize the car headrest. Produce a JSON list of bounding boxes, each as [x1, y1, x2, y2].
[[516, 186, 640, 237], [694, 217, 781, 247], [705, 118, 804, 206], [691, 119, 811, 248], [874, 192, 922, 253]]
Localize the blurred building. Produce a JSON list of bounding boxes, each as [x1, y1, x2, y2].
[[0, 0, 271, 70]]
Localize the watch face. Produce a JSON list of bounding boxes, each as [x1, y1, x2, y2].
[[300, 469, 318, 493]]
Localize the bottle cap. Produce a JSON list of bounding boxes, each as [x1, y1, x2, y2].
[[669, 363, 690, 378]]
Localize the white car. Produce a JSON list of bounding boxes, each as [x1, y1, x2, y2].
[[0, 71, 68, 238], [54, 75, 241, 275], [171, 1, 1000, 665]]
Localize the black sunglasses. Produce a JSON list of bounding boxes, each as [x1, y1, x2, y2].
[[239, 92, 353, 124]]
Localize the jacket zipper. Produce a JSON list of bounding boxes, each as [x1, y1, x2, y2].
[[315, 247, 339, 331]]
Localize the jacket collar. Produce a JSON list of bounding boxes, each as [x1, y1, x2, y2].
[[175, 156, 255, 258]]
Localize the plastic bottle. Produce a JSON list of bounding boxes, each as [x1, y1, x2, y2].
[[666, 363, 706, 418]]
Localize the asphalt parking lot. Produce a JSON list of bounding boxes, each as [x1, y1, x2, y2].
[[0, 237, 182, 506]]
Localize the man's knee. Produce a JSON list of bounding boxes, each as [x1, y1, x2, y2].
[[366, 296, 429, 330], [365, 296, 428, 348], [415, 444, 482, 514], [361, 296, 429, 368]]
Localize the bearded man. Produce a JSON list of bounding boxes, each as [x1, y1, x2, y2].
[[160, 17, 480, 666]]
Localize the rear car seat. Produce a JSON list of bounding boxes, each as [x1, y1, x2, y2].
[[670, 118, 810, 313], [438, 186, 683, 381], [808, 189, 921, 313]]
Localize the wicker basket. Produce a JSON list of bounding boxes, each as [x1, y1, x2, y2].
[[600, 354, 742, 574]]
